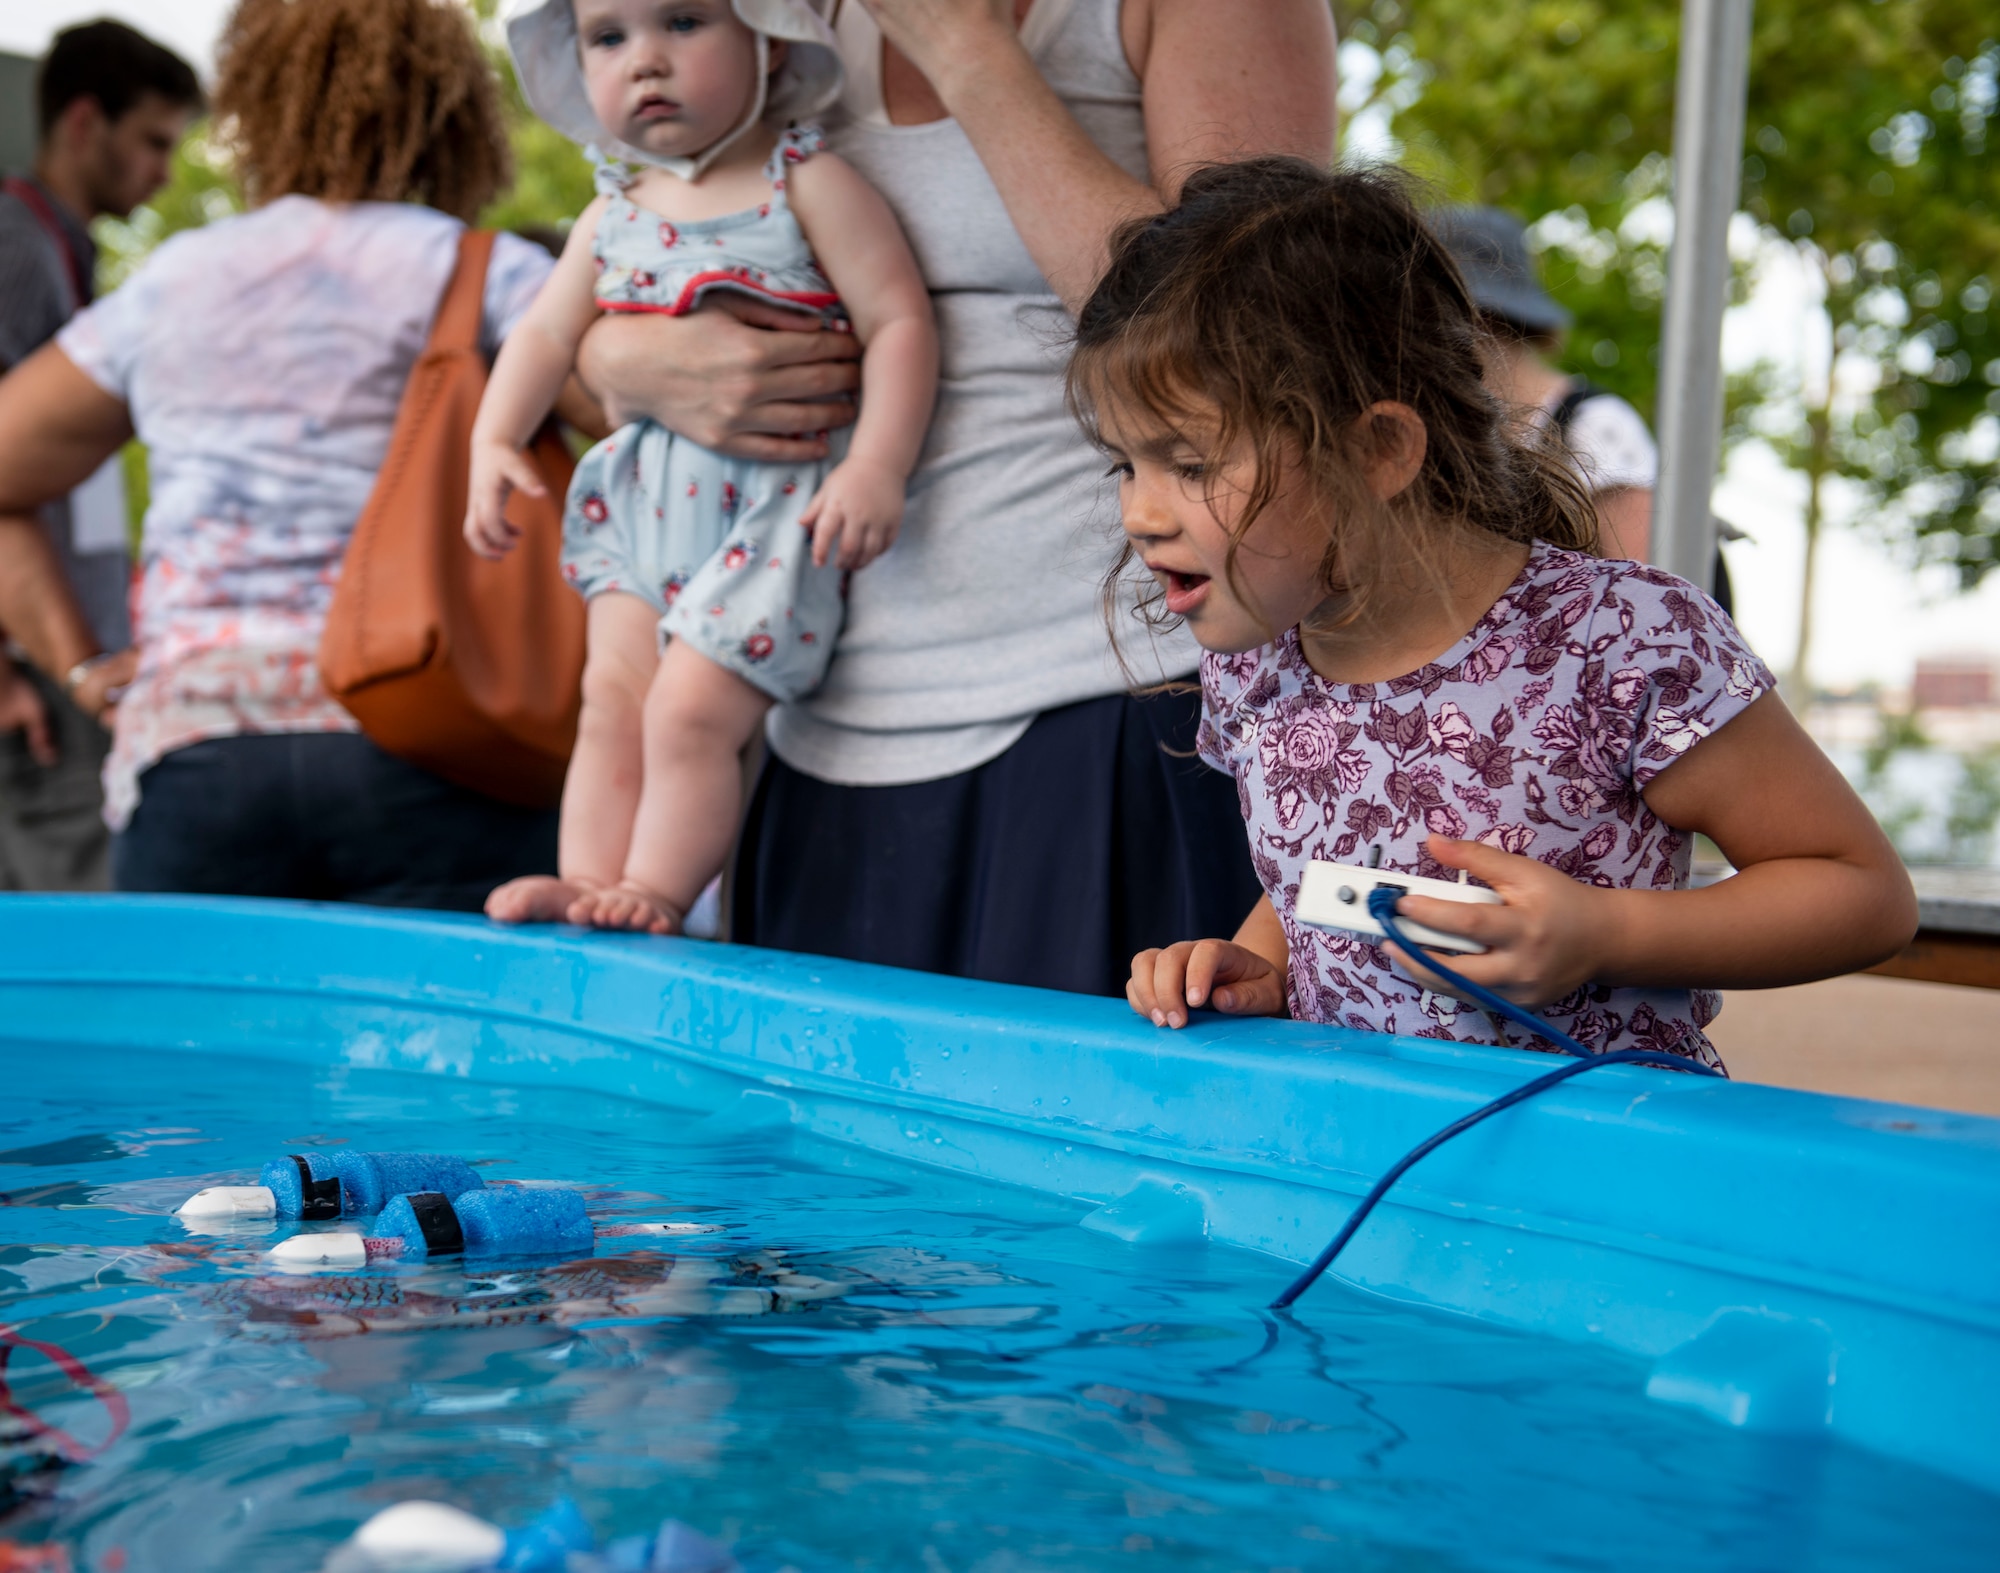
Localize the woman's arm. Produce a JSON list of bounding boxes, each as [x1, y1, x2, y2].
[[1395, 692, 1918, 1002], [0, 343, 133, 511], [861, 0, 1338, 310], [0, 345, 132, 688], [574, 298, 860, 461]]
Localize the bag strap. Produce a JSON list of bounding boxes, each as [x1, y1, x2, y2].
[[427, 228, 497, 356], [1549, 378, 1606, 436]]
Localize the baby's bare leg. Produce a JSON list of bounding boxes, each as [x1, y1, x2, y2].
[[485, 593, 661, 924], [575, 639, 771, 934]]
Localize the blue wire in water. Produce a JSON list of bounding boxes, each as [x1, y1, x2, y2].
[[1269, 886, 1725, 1310]]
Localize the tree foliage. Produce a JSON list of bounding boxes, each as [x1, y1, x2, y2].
[[1342, 0, 1999, 614]]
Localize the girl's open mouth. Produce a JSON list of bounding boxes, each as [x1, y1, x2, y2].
[[634, 95, 679, 121], [1162, 570, 1210, 616]]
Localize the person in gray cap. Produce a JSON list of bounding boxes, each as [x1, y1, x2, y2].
[[1432, 205, 1662, 565]]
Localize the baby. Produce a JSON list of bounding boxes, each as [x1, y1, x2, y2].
[[474, 0, 936, 932]]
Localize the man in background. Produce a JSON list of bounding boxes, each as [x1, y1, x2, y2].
[[0, 19, 200, 889]]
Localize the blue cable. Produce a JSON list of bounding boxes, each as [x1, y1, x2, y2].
[[1269, 886, 1724, 1310]]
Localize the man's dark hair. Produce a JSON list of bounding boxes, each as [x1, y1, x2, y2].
[[36, 19, 204, 138]]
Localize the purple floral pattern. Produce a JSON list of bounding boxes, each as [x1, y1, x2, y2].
[[1198, 544, 1775, 1065]]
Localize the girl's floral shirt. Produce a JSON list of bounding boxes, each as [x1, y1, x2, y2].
[[1197, 543, 1774, 1065]]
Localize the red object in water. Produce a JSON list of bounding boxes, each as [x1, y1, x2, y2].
[[0, 1540, 73, 1571], [0, 1327, 131, 1462]]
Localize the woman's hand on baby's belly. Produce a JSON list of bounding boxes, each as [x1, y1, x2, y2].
[[575, 296, 861, 462]]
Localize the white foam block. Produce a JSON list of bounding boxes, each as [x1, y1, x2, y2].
[[269, 1232, 368, 1270], [1295, 861, 1502, 955], [176, 1184, 277, 1219], [350, 1500, 507, 1568]]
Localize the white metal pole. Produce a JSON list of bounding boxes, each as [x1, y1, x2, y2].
[[1653, 0, 1754, 585]]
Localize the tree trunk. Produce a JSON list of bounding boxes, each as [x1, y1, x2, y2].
[[1786, 402, 1833, 709]]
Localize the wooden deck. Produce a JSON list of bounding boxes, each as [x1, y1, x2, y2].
[[1693, 865, 2000, 1118], [1711, 974, 2000, 1118]]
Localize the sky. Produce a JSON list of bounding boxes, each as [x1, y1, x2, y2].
[[8, 0, 1998, 696]]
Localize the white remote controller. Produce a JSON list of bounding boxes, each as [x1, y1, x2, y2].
[[1295, 861, 1502, 955]]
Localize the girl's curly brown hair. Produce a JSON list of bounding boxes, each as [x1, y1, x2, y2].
[[1070, 159, 1599, 646], [212, 0, 511, 221]]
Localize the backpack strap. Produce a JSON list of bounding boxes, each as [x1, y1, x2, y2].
[[427, 229, 497, 356], [1549, 378, 1606, 436]]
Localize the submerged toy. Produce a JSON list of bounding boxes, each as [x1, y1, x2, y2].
[[266, 1187, 593, 1267], [191, 1250, 846, 1339], [325, 1496, 738, 1573], [177, 1151, 484, 1221]]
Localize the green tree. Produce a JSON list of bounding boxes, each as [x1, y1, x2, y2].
[[1340, 1, 1999, 696]]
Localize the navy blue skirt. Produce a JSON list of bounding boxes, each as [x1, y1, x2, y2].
[[731, 687, 1262, 997]]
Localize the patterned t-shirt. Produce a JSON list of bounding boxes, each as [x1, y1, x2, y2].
[[1196, 543, 1775, 1065], [56, 197, 551, 828]]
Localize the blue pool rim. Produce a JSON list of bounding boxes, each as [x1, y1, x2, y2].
[[0, 894, 1995, 1493]]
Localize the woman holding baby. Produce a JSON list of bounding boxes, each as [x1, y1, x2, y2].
[[567, 0, 1339, 993]]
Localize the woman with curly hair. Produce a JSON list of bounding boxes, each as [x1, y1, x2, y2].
[[0, 0, 586, 907]]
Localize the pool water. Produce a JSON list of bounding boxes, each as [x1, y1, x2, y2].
[[2, 1041, 1996, 1572]]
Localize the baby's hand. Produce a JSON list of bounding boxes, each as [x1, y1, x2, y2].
[[1128, 939, 1288, 1030], [800, 457, 906, 571], [1383, 835, 1614, 1007], [464, 437, 547, 560]]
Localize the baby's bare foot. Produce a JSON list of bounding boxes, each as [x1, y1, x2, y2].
[[569, 882, 684, 936], [486, 874, 597, 925]]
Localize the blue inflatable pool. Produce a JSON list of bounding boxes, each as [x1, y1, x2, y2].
[[0, 894, 1996, 1570]]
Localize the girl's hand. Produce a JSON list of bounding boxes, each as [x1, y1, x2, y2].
[[1383, 835, 1614, 1008], [800, 457, 906, 570], [464, 438, 544, 560], [1128, 939, 1288, 1029]]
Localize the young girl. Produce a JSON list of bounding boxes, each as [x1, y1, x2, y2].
[[1081, 160, 1916, 1063], [470, 0, 936, 933]]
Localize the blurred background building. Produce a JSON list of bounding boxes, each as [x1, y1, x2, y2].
[[0, 51, 36, 173]]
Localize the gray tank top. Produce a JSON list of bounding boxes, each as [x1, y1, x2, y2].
[[764, 0, 1198, 785]]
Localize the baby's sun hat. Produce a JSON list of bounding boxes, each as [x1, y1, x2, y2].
[[503, 0, 843, 180]]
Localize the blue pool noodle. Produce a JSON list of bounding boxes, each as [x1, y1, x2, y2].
[[377, 1185, 594, 1259], [257, 1150, 485, 1218]]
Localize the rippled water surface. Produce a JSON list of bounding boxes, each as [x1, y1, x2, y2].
[[2, 1042, 1996, 1572]]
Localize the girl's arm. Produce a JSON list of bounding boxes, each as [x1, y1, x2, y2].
[[1396, 692, 1918, 1003], [1128, 894, 1290, 1029], [860, 0, 1337, 311], [465, 200, 608, 558], [783, 153, 939, 569]]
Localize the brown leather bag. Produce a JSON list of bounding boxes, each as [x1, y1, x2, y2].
[[319, 230, 584, 808]]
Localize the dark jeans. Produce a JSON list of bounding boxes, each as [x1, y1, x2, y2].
[[113, 732, 557, 912], [733, 687, 1264, 997]]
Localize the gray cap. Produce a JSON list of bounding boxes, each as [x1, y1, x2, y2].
[[1431, 206, 1571, 336]]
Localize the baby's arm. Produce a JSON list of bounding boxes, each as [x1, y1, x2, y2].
[[465, 199, 609, 559], [1393, 692, 1918, 1004], [1128, 895, 1291, 1029], [783, 154, 938, 571]]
